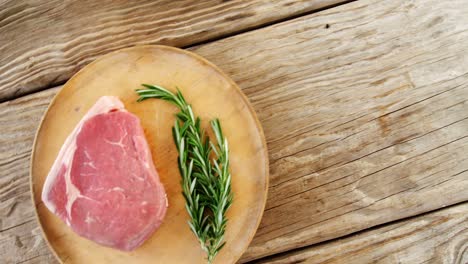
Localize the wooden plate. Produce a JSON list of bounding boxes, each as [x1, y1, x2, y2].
[[30, 45, 268, 264]]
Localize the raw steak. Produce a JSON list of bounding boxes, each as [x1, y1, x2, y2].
[[42, 96, 167, 251]]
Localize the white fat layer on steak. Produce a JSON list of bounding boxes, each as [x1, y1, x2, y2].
[[64, 144, 85, 220], [42, 96, 126, 217]]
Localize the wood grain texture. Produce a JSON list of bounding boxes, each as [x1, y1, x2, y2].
[[191, 0, 468, 261], [1, 0, 468, 262], [252, 202, 468, 264], [1, 220, 58, 264], [0, 0, 346, 101], [0, 88, 59, 264], [31, 46, 268, 264]]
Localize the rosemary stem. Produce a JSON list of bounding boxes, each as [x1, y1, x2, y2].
[[136, 84, 233, 263]]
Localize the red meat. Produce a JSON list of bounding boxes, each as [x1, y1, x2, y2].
[[42, 96, 167, 251]]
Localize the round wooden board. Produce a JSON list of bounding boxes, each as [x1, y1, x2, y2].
[[30, 45, 268, 264]]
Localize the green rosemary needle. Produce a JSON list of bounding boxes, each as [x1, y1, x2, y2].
[[136, 84, 233, 263]]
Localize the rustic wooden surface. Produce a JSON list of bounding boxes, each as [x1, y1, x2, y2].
[[200, 0, 468, 261], [0, 0, 346, 101], [31, 46, 268, 264], [1, 0, 468, 263], [0, 89, 59, 263], [253, 202, 468, 264]]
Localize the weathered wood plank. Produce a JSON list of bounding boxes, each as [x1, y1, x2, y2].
[[192, 0, 468, 261], [252, 203, 468, 264], [0, 0, 346, 101], [1, 220, 58, 264], [1, 0, 468, 262], [0, 88, 59, 263]]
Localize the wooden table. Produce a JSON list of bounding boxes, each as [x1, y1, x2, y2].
[[1, 0, 467, 263]]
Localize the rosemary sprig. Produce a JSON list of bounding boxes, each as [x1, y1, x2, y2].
[[136, 84, 233, 263]]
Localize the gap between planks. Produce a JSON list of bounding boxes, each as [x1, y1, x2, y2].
[[0, 0, 355, 103], [247, 201, 468, 264]]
